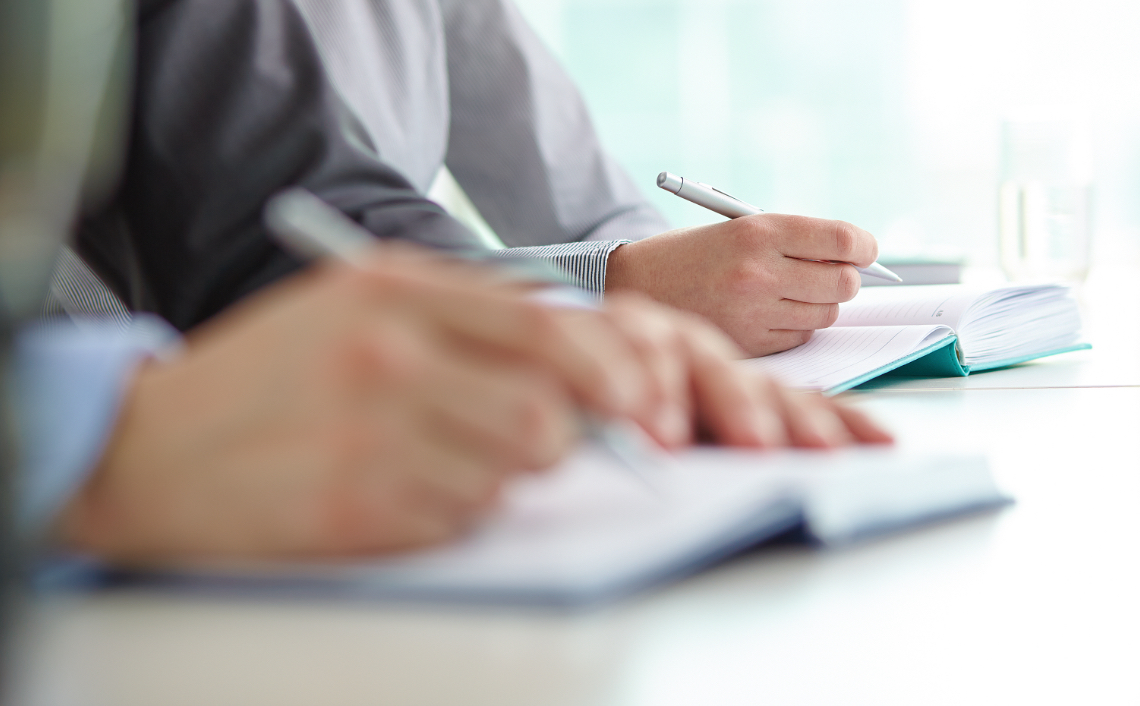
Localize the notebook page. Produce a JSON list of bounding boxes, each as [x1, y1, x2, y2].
[[835, 286, 982, 330], [227, 447, 802, 599], [745, 325, 954, 391], [155, 447, 1002, 605], [836, 284, 1082, 366], [953, 285, 1082, 365]]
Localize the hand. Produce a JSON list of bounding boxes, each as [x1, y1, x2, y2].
[[337, 264, 893, 450], [605, 214, 880, 357], [571, 292, 893, 450], [405, 276, 891, 450], [58, 256, 599, 561]]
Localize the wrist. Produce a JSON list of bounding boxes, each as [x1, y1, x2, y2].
[[55, 360, 169, 558], [605, 241, 639, 292], [55, 389, 134, 556]]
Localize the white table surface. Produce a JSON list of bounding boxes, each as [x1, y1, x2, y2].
[[14, 272, 1140, 706], [15, 387, 1139, 706]]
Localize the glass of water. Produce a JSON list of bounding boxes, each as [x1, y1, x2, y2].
[[998, 118, 1093, 283]]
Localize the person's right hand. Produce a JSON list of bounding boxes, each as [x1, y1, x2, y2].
[[605, 214, 881, 357], [577, 292, 892, 451], [57, 255, 600, 561]]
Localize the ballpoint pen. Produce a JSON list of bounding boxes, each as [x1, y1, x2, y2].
[[657, 172, 903, 283], [264, 187, 665, 493]]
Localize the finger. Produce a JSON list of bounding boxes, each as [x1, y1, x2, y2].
[[750, 329, 814, 357], [532, 307, 653, 418], [771, 258, 863, 304], [831, 401, 895, 444], [344, 330, 572, 520], [776, 390, 857, 449], [357, 270, 648, 417], [742, 374, 792, 448], [420, 354, 580, 473], [601, 300, 693, 447], [768, 216, 879, 268], [678, 319, 785, 448], [350, 320, 579, 474], [308, 439, 485, 555], [393, 438, 512, 515], [765, 299, 841, 330]]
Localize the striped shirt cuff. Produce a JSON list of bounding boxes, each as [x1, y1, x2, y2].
[[492, 240, 630, 297]]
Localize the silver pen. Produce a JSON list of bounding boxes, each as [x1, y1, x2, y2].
[[264, 187, 665, 492], [657, 172, 903, 283]]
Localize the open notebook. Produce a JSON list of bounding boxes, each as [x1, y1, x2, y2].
[[748, 284, 1089, 394], [131, 446, 1007, 607]]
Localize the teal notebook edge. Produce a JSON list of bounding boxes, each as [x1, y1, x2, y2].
[[823, 335, 959, 395], [883, 338, 969, 378], [839, 341, 1093, 394]]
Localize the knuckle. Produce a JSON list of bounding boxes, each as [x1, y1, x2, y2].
[[339, 330, 422, 385], [832, 221, 860, 261], [820, 303, 841, 328], [783, 214, 816, 236], [726, 259, 771, 295], [835, 266, 861, 301], [624, 327, 662, 362]]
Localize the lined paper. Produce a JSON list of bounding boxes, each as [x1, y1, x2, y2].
[[835, 286, 980, 329], [834, 284, 1081, 366], [746, 325, 955, 391]]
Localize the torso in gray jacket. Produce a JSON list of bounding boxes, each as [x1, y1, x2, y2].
[[78, 0, 666, 330]]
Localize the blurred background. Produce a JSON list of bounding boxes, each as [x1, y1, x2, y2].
[[512, 0, 1140, 272]]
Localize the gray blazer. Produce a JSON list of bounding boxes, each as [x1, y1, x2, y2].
[[78, 0, 667, 330]]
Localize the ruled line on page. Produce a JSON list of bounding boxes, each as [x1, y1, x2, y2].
[[746, 325, 952, 391]]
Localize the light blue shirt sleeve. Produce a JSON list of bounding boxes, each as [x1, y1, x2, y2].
[[10, 315, 181, 538]]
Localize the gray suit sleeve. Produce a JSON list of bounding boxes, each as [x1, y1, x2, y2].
[[77, 0, 484, 331], [439, 0, 671, 252]]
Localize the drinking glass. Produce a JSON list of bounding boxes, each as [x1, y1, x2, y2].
[[998, 118, 1092, 283]]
